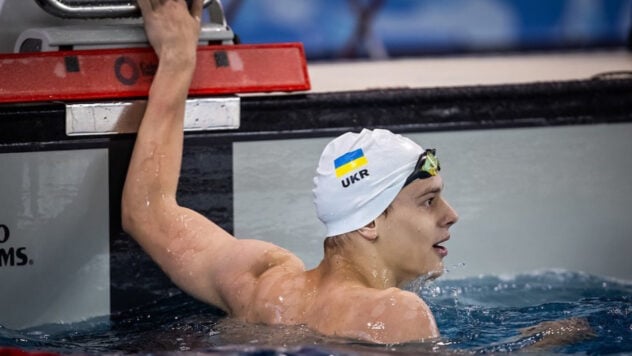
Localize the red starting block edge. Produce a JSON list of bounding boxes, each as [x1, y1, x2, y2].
[[0, 43, 310, 104], [0, 347, 58, 356]]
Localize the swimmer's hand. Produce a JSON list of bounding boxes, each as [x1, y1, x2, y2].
[[520, 317, 595, 349], [137, 0, 203, 65]]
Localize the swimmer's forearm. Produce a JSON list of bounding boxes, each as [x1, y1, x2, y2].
[[121, 56, 195, 234], [121, 0, 241, 312], [123, 0, 200, 235], [139, 55, 195, 193]]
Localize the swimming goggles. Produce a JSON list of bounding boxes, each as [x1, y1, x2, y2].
[[403, 148, 440, 187]]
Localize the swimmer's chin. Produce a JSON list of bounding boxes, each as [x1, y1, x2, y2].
[[423, 262, 447, 280], [425, 268, 444, 281], [402, 267, 444, 287]]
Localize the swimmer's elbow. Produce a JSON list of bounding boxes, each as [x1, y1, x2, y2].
[[120, 189, 155, 237], [120, 198, 138, 236], [121, 209, 132, 234], [120, 183, 168, 236]]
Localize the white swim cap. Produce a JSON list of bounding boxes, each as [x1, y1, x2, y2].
[[313, 128, 423, 237]]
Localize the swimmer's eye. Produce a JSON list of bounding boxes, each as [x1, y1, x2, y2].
[[422, 197, 435, 208]]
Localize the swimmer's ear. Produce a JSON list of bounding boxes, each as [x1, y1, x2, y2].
[[357, 221, 378, 241]]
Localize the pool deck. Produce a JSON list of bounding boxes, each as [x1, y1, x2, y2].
[[308, 50, 632, 92]]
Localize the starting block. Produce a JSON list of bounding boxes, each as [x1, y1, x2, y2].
[[0, 43, 310, 104]]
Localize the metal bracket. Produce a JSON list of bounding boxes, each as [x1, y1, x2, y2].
[[66, 97, 240, 136], [19, 0, 233, 51], [16, 23, 234, 52], [33, 0, 215, 19]]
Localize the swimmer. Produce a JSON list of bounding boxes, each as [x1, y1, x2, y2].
[[121, 0, 458, 344]]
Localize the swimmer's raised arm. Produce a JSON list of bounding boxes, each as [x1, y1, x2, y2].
[[121, 3, 454, 342], [121, 0, 302, 314]]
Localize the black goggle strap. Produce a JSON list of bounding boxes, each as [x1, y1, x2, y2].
[[403, 149, 440, 187]]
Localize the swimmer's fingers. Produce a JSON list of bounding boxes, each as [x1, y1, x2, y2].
[[137, 0, 151, 14], [190, 0, 204, 22], [139, 0, 202, 18], [137, 0, 169, 14], [152, 0, 167, 8]]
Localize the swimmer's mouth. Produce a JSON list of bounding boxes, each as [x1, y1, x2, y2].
[[433, 236, 449, 257]]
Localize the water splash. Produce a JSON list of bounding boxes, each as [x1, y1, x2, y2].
[[443, 262, 467, 274], [2, 270, 631, 354]]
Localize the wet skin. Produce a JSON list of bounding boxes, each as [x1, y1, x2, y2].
[[122, 1, 597, 347], [375, 176, 458, 284], [229, 175, 459, 343], [121, 0, 459, 345]]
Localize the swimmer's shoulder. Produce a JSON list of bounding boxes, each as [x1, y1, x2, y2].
[[359, 288, 439, 343], [213, 239, 306, 317], [312, 287, 439, 344]]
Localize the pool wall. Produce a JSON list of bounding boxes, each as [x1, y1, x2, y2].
[[1, 78, 631, 329], [234, 124, 632, 278]]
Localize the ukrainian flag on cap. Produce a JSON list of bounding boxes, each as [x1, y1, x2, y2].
[[334, 148, 368, 178]]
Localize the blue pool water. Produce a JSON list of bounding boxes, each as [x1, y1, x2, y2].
[[1, 269, 631, 355]]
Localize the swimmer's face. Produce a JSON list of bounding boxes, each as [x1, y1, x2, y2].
[[375, 175, 458, 285]]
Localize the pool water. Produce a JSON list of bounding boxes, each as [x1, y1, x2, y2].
[[1, 269, 631, 355]]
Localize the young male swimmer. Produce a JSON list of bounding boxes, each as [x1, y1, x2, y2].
[[121, 0, 458, 344]]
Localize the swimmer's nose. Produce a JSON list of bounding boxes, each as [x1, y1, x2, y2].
[[440, 197, 459, 227]]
